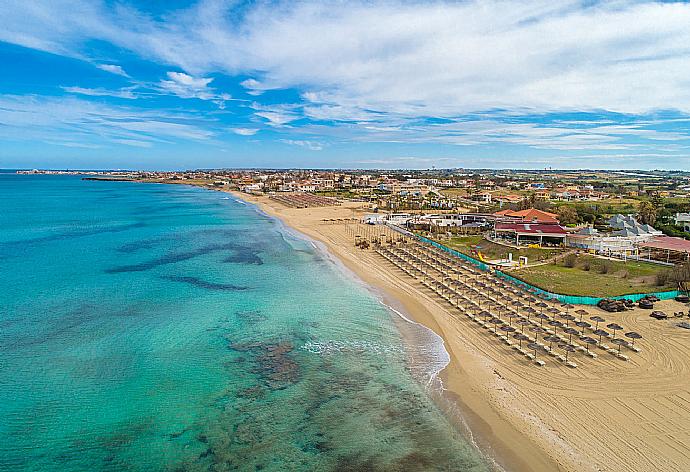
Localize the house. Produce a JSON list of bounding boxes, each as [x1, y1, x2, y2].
[[493, 208, 559, 224], [675, 213, 690, 232]]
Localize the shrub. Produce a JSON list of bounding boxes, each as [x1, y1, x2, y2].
[[582, 261, 591, 271], [655, 270, 670, 286], [599, 261, 613, 274], [563, 253, 578, 268]]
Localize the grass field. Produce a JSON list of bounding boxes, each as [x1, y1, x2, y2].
[[507, 255, 674, 297], [441, 235, 563, 263]]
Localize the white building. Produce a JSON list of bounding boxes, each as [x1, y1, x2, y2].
[[675, 213, 690, 232]]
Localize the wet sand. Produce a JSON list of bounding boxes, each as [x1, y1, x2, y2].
[[232, 193, 690, 472]]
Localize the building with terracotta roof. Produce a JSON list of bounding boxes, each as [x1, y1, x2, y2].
[[493, 208, 559, 224]]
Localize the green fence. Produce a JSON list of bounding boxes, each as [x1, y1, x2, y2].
[[415, 235, 682, 305]]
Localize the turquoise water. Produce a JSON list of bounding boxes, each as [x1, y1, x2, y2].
[[0, 173, 489, 471]]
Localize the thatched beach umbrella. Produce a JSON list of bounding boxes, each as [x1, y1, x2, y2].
[[561, 303, 575, 315], [624, 331, 642, 347], [548, 319, 564, 332], [514, 332, 530, 349], [607, 323, 624, 340], [489, 317, 502, 333], [559, 343, 577, 363], [590, 316, 606, 331], [544, 335, 560, 351], [536, 301, 549, 314], [559, 313, 576, 327], [593, 329, 610, 344], [516, 318, 531, 333], [527, 342, 542, 361], [536, 313, 551, 327], [529, 325, 545, 342], [562, 327, 580, 343], [611, 337, 628, 354], [575, 321, 592, 332], [575, 309, 589, 322], [506, 312, 519, 326], [500, 325, 516, 336], [580, 336, 597, 354]]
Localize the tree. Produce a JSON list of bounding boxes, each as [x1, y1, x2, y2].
[[557, 205, 579, 225], [637, 201, 658, 226]]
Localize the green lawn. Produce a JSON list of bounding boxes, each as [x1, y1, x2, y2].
[[441, 235, 563, 263], [507, 255, 673, 297]]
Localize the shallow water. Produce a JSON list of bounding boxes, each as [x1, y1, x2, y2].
[[0, 173, 490, 471]]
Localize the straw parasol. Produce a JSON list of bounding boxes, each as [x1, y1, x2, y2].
[[559, 313, 576, 327], [529, 325, 545, 341], [536, 313, 551, 327], [544, 334, 560, 351], [624, 331, 642, 347], [500, 325, 516, 336], [607, 323, 624, 339], [611, 337, 628, 354], [527, 342, 542, 361], [580, 336, 597, 354], [575, 320, 592, 332], [561, 303, 575, 314], [559, 343, 577, 362], [516, 318, 531, 332], [514, 332, 530, 349], [590, 316, 606, 331], [593, 329, 610, 344], [562, 327, 580, 343], [575, 309, 589, 322]]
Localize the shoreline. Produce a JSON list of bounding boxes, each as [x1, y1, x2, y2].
[[227, 190, 559, 472], [83, 178, 690, 472]]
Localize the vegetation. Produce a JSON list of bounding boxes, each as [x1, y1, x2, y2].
[[507, 255, 674, 297], [441, 235, 563, 263]]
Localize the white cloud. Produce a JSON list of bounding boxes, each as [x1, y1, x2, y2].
[[230, 128, 259, 136], [62, 86, 137, 99], [0, 94, 215, 147], [4, 1, 690, 158], [159, 71, 215, 99], [96, 64, 129, 77], [281, 139, 324, 151], [7, 1, 690, 116]]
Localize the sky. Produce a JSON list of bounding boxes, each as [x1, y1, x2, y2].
[[1, 0, 690, 170]]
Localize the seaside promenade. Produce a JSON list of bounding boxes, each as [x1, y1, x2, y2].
[[238, 192, 690, 472]]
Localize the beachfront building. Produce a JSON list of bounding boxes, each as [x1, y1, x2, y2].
[[493, 222, 568, 247], [638, 236, 690, 264], [493, 208, 560, 224]]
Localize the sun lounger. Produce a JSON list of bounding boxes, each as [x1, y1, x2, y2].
[[534, 360, 546, 366], [566, 361, 578, 368]]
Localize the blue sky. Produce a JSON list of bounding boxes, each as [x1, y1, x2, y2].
[[1, 0, 690, 170]]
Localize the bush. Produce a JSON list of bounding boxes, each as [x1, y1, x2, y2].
[[582, 261, 591, 271], [563, 253, 578, 268], [599, 261, 613, 274], [655, 270, 670, 286]]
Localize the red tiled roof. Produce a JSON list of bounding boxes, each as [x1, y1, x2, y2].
[[639, 236, 690, 253], [495, 223, 568, 235], [492, 208, 559, 223]]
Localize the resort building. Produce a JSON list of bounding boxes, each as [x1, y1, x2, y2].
[[675, 212, 690, 232], [493, 208, 560, 224], [493, 222, 568, 247]]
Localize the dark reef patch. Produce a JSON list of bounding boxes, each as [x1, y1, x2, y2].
[[223, 249, 263, 265], [105, 241, 242, 273], [162, 275, 248, 291]]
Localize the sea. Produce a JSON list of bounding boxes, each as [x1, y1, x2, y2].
[[0, 172, 490, 471]]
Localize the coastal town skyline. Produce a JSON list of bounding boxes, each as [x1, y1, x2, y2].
[[3, 0, 690, 170]]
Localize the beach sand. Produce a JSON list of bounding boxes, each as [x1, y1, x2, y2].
[[232, 192, 690, 472]]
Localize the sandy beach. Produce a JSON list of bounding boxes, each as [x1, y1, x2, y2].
[[229, 191, 690, 472]]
